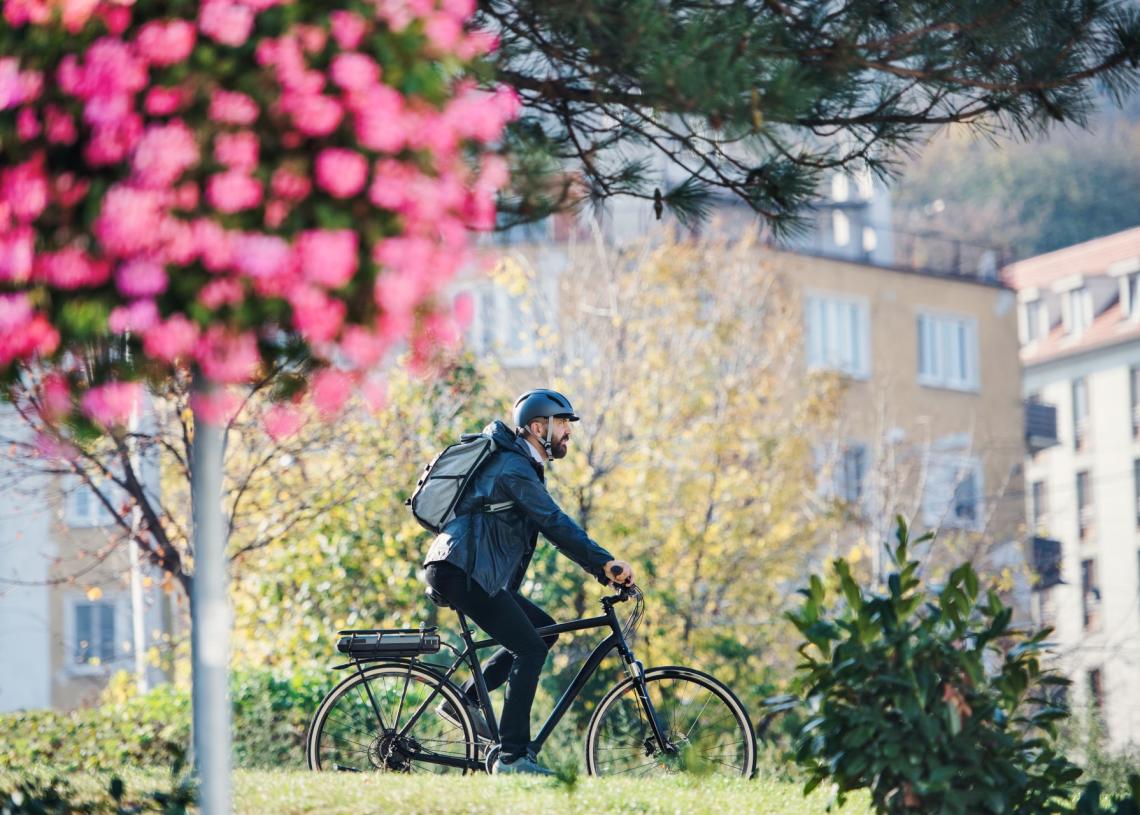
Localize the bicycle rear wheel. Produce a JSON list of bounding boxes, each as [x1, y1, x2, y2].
[[585, 665, 756, 778], [306, 661, 478, 773]]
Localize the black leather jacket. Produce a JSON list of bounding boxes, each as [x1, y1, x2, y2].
[[422, 420, 614, 596]]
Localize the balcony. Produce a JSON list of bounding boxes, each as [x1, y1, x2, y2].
[[1031, 537, 1063, 590], [1025, 400, 1059, 453]]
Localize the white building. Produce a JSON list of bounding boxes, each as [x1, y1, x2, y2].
[[1004, 226, 1140, 748]]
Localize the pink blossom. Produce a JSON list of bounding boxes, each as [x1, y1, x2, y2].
[[94, 184, 167, 257], [263, 403, 304, 440], [361, 377, 387, 413], [206, 171, 263, 213], [330, 53, 380, 92], [16, 107, 40, 140], [442, 0, 476, 16], [132, 120, 200, 188], [1, 154, 47, 223], [315, 148, 367, 199], [454, 291, 474, 328], [61, 0, 99, 33], [270, 167, 311, 201], [208, 89, 259, 125], [294, 23, 327, 54], [198, 277, 244, 308], [264, 199, 289, 228], [195, 327, 259, 383], [35, 248, 112, 289], [296, 229, 357, 288], [192, 218, 234, 271], [35, 433, 78, 461], [424, 13, 462, 52], [214, 130, 259, 170], [162, 218, 197, 264], [311, 368, 352, 416], [69, 38, 148, 120], [287, 93, 343, 137], [173, 181, 200, 210], [189, 388, 242, 425], [289, 285, 345, 343], [3, 0, 51, 28], [136, 19, 197, 66], [374, 270, 424, 325], [143, 313, 199, 362], [51, 173, 89, 209], [80, 381, 141, 427], [0, 225, 34, 283], [351, 85, 408, 153], [114, 257, 168, 298], [232, 232, 295, 285], [0, 305, 57, 364], [456, 29, 499, 60], [108, 299, 159, 333], [41, 373, 72, 421], [84, 114, 144, 166], [144, 86, 188, 116], [97, 3, 131, 35], [367, 158, 418, 211], [199, 0, 254, 47], [373, 236, 433, 279], [339, 326, 388, 369], [43, 105, 77, 144], [329, 10, 366, 50]]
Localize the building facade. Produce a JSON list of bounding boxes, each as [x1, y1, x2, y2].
[[1004, 226, 1140, 748]]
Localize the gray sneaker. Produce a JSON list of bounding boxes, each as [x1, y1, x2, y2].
[[435, 698, 492, 741], [492, 752, 555, 776]]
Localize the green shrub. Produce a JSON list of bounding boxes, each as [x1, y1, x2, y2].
[[786, 517, 1081, 814], [0, 667, 329, 772]]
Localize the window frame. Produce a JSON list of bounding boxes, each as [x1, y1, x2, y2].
[[803, 290, 872, 380], [916, 310, 980, 392]]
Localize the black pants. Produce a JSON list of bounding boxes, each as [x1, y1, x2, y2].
[[425, 562, 559, 760]]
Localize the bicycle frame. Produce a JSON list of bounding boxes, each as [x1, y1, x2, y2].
[[340, 590, 670, 772]]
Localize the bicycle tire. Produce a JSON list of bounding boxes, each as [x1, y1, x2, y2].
[[584, 665, 756, 778], [305, 660, 479, 774]]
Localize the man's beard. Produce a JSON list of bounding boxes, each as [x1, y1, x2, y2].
[[550, 438, 569, 459]]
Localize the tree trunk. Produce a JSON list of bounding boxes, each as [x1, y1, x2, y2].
[[190, 374, 231, 814]]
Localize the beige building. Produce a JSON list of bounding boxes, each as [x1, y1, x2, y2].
[[768, 250, 1027, 578], [0, 405, 172, 712]]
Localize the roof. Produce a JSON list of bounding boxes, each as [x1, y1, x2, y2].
[[1022, 300, 1140, 366], [1002, 227, 1140, 291]]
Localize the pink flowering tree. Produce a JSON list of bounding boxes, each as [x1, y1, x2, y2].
[[0, 0, 514, 806]]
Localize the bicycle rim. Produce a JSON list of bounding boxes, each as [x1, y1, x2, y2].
[[306, 662, 478, 774], [585, 666, 756, 778]]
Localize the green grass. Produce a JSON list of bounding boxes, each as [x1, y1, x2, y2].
[[2, 768, 872, 814]]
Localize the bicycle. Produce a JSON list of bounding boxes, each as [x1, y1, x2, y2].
[[305, 581, 757, 777]]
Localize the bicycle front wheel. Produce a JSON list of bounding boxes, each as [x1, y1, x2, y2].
[[306, 661, 478, 774], [585, 665, 756, 778]]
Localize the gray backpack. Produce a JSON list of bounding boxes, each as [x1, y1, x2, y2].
[[406, 432, 514, 534]]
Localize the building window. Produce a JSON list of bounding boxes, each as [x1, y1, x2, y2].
[[917, 313, 979, 391], [1077, 470, 1094, 540], [1072, 377, 1090, 451], [65, 481, 115, 528], [1131, 367, 1140, 438], [922, 454, 983, 531], [74, 600, 116, 666], [831, 210, 850, 247], [1134, 460, 1140, 527], [1081, 560, 1100, 630], [830, 173, 849, 203], [804, 293, 870, 378], [1087, 668, 1104, 712], [1030, 480, 1049, 533], [1065, 288, 1091, 336], [838, 444, 867, 503], [861, 227, 877, 254], [1023, 299, 1044, 344]]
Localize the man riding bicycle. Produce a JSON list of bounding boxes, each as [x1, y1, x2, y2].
[[422, 388, 634, 776]]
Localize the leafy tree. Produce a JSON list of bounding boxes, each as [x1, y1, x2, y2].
[[485, 0, 1140, 229], [894, 115, 1140, 260]]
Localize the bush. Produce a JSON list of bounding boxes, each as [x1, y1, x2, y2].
[[786, 517, 1081, 814], [0, 667, 329, 772]]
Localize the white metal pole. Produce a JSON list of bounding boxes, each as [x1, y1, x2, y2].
[[127, 405, 148, 695], [190, 373, 231, 814]]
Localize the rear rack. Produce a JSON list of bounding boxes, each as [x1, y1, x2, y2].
[[336, 626, 441, 660]]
